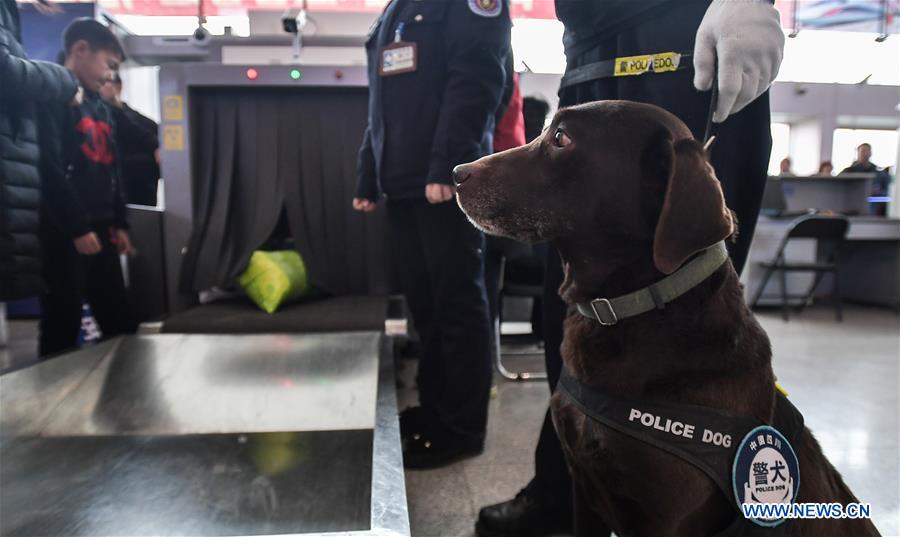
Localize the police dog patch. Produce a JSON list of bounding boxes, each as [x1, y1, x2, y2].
[[732, 426, 800, 527], [468, 0, 501, 17]]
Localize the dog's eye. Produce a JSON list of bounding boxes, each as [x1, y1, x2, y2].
[[553, 128, 572, 148]]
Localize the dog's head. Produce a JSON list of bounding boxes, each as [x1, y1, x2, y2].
[[455, 100, 733, 276]]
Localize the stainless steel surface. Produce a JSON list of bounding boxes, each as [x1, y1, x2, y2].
[[2, 333, 379, 436], [0, 339, 120, 436], [366, 336, 411, 537], [1, 332, 410, 536], [1, 431, 373, 536]]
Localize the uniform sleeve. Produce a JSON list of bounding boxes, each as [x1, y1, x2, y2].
[[0, 28, 78, 103], [38, 104, 92, 238], [107, 109, 130, 230], [356, 125, 379, 200], [427, 1, 512, 185], [114, 106, 159, 154]]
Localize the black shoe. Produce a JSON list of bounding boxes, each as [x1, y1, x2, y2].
[[403, 420, 484, 469], [399, 406, 428, 440], [476, 480, 573, 537]]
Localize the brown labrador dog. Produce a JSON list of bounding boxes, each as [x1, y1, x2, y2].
[[454, 101, 879, 537]]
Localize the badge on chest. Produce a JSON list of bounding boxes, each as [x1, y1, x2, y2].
[[380, 42, 417, 76], [380, 22, 417, 76]]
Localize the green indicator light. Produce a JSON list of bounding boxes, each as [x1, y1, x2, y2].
[[290, 69, 302, 80]]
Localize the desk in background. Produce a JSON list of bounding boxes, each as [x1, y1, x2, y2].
[[743, 216, 900, 310]]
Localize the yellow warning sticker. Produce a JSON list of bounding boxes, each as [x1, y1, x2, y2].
[[163, 125, 184, 151], [652, 52, 682, 73], [163, 95, 184, 121], [614, 52, 682, 77]]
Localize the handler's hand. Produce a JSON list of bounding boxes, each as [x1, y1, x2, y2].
[[425, 183, 454, 204], [693, 0, 784, 123], [74, 232, 102, 256], [352, 198, 377, 212]]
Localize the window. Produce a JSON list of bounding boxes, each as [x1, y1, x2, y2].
[[831, 128, 898, 174], [768, 123, 792, 175]]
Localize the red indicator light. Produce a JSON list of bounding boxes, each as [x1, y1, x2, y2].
[[246, 68, 259, 80]]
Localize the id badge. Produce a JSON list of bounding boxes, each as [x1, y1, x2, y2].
[[380, 41, 418, 76]]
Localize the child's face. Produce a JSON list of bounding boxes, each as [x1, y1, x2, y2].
[[99, 78, 121, 103], [69, 41, 121, 92]]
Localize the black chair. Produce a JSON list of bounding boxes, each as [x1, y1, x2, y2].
[[751, 215, 850, 321]]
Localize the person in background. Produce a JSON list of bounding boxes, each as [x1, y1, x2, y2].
[[522, 96, 550, 144], [485, 68, 528, 350], [352, 0, 511, 468], [99, 71, 160, 206], [0, 0, 80, 301], [779, 156, 794, 176], [840, 143, 879, 174], [476, 0, 784, 535], [37, 19, 136, 357], [841, 143, 892, 216], [818, 160, 834, 175], [493, 71, 526, 152]]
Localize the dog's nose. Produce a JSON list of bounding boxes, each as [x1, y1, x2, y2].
[[453, 164, 473, 186]]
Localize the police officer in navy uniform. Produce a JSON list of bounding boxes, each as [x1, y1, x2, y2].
[[353, 0, 512, 469], [476, 1, 784, 535]]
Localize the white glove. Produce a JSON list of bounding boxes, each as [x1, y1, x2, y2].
[[693, 0, 785, 123]]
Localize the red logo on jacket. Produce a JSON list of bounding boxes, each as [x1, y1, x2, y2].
[[76, 117, 114, 164]]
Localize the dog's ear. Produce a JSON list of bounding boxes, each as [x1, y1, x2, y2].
[[653, 138, 734, 274]]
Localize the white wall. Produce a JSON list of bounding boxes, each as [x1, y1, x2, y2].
[[518, 72, 561, 112], [120, 65, 162, 122]]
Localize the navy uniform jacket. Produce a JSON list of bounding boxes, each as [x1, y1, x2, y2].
[[356, 0, 512, 201]]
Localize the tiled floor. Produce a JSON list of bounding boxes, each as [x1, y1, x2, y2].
[[400, 305, 900, 537]]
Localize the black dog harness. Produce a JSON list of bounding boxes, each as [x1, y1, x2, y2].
[[562, 243, 806, 534], [557, 371, 804, 535]]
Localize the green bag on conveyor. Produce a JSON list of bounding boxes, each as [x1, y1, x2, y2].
[[239, 250, 309, 314]]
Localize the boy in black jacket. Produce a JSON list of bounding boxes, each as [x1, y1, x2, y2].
[[38, 19, 140, 357]]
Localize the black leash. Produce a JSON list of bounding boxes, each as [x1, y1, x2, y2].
[[702, 65, 719, 149]]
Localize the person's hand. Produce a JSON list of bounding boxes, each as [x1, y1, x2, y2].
[[425, 183, 454, 204], [154, 149, 161, 164], [73, 232, 101, 255], [113, 229, 132, 255], [693, 0, 784, 123], [70, 86, 84, 107], [352, 198, 377, 212]]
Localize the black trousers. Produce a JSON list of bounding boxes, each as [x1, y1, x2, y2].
[[533, 1, 773, 533], [387, 198, 493, 439], [39, 223, 136, 357]]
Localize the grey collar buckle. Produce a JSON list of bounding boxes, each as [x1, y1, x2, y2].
[[590, 298, 618, 326], [575, 241, 729, 327]]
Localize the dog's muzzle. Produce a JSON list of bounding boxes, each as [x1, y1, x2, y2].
[[452, 164, 473, 186]]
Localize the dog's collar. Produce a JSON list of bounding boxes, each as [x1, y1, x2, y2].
[[575, 241, 729, 326]]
